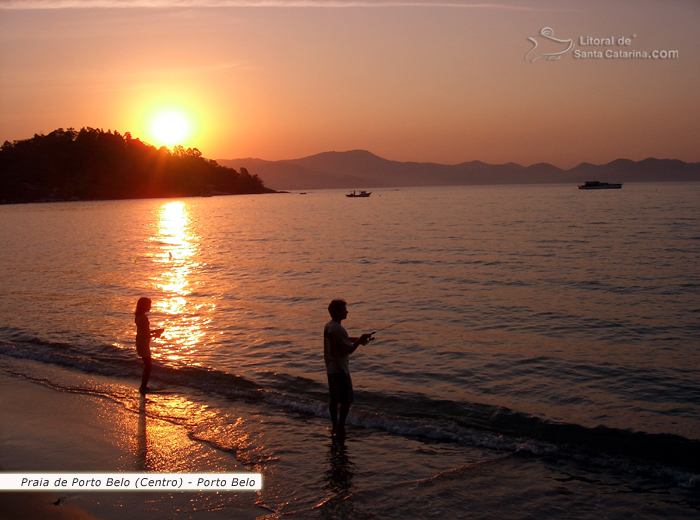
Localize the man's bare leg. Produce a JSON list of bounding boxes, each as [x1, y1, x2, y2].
[[338, 403, 350, 437], [330, 401, 339, 435]]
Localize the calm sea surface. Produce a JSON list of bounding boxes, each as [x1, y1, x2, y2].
[[0, 184, 698, 518]]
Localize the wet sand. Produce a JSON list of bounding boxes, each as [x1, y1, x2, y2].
[[0, 369, 265, 520]]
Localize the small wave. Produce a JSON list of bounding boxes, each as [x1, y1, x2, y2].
[[1, 331, 698, 484], [0, 333, 261, 398]]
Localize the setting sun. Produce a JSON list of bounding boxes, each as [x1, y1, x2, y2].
[[151, 111, 190, 147], [128, 92, 216, 153]]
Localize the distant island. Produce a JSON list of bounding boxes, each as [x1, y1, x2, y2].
[[218, 150, 700, 191], [3, 130, 697, 204], [0, 127, 274, 204]]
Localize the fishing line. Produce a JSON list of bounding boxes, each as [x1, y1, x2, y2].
[[370, 320, 404, 334]]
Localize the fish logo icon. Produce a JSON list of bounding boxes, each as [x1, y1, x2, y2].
[[526, 27, 575, 62]]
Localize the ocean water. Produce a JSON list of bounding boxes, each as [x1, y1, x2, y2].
[[0, 184, 698, 518]]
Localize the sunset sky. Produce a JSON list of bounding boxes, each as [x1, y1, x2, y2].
[[1, 0, 698, 168]]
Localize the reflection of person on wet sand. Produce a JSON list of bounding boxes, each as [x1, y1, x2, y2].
[[134, 297, 163, 394], [324, 438, 354, 495], [137, 396, 148, 471], [323, 299, 372, 438]]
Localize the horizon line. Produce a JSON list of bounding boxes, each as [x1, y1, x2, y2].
[[5, 129, 694, 170]]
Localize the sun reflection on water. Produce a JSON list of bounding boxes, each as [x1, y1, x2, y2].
[[150, 201, 210, 366]]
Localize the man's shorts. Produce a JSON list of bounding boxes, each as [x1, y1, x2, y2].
[[327, 372, 354, 404]]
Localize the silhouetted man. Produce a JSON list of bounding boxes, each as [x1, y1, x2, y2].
[[324, 299, 372, 438]]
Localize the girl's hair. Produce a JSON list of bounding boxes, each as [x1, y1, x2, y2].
[[135, 297, 152, 315]]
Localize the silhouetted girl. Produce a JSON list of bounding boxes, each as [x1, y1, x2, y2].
[[134, 297, 163, 394]]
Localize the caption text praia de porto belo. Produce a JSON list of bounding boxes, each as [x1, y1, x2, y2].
[[0, 473, 262, 491]]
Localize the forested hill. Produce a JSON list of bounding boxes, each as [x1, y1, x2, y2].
[[0, 127, 274, 204]]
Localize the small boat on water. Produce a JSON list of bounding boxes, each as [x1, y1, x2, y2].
[[346, 190, 372, 198], [578, 181, 622, 190]]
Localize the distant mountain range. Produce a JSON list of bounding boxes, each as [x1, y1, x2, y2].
[[217, 150, 700, 191]]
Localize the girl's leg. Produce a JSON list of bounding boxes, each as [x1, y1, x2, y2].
[[140, 357, 152, 393]]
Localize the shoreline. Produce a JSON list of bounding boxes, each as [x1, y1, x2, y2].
[[0, 367, 265, 520], [0, 189, 281, 207]]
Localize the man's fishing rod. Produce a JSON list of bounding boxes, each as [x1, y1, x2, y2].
[[371, 321, 402, 334], [366, 320, 404, 341]]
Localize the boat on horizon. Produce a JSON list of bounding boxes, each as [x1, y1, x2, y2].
[[578, 181, 622, 190], [346, 190, 372, 197]]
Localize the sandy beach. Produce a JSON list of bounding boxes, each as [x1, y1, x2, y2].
[[0, 362, 266, 520]]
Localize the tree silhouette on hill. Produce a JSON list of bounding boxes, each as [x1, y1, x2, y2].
[[0, 127, 273, 204]]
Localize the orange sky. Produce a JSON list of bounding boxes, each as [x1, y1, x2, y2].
[[0, 0, 698, 168]]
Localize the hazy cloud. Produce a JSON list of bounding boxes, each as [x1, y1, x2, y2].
[[0, 0, 541, 10]]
